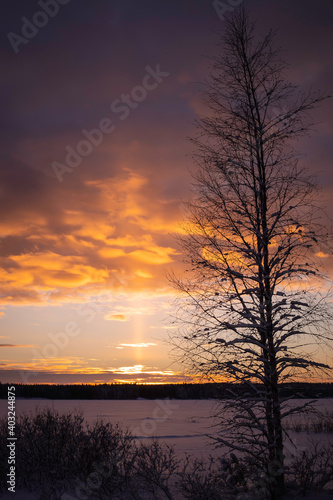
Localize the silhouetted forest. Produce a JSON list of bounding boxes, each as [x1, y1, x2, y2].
[[0, 382, 332, 400]]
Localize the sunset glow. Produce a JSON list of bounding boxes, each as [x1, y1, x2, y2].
[[1, 0, 333, 385]]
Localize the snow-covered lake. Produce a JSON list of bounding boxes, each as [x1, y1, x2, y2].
[[0, 399, 218, 459], [0, 398, 332, 460]]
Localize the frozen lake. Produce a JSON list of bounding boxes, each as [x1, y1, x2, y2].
[[0, 398, 218, 459], [0, 398, 332, 460]]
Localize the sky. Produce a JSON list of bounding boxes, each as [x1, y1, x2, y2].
[[0, 0, 332, 384]]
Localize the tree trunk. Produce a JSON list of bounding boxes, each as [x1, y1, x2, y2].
[[267, 347, 285, 499]]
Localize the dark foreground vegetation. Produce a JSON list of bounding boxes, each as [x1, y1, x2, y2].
[[1, 382, 333, 400], [0, 408, 332, 500]]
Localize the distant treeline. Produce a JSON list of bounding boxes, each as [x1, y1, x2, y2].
[[0, 382, 333, 400]]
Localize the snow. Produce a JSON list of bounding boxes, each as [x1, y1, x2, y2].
[[0, 398, 332, 499], [0, 398, 332, 455], [0, 399, 218, 459]]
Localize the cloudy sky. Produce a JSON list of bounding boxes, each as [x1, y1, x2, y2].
[[0, 0, 332, 384]]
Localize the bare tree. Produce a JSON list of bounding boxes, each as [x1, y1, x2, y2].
[[169, 7, 332, 500]]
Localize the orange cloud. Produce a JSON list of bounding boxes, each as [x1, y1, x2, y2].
[[0, 344, 36, 348], [98, 247, 126, 259], [104, 314, 128, 321], [118, 343, 156, 348], [128, 247, 176, 265], [0, 171, 182, 305], [135, 269, 153, 278], [0, 252, 109, 296], [316, 251, 330, 258]]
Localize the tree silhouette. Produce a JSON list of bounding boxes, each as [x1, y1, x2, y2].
[[169, 7, 332, 499]]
